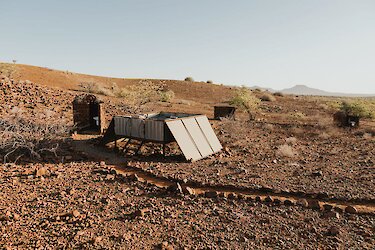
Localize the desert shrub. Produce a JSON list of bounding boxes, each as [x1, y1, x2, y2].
[[206, 80, 213, 84], [159, 90, 175, 102], [277, 144, 297, 158], [273, 92, 284, 97], [184, 77, 194, 82], [117, 80, 171, 105], [339, 101, 374, 119], [0, 108, 70, 163], [79, 81, 114, 96], [259, 93, 276, 102], [230, 87, 260, 120]]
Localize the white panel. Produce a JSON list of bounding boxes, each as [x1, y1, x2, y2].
[[195, 116, 222, 153], [182, 118, 214, 157], [114, 116, 130, 136], [131, 119, 145, 138], [166, 120, 202, 161], [145, 120, 164, 141]]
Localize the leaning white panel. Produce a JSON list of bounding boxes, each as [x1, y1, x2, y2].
[[166, 120, 202, 161], [195, 116, 223, 153], [182, 117, 214, 157]]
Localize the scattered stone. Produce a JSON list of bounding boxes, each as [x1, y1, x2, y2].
[[284, 199, 294, 206], [134, 209, 147, 217], [345, 206, 358, 214], [227, 193, 236, 199], [264, 196, 273, 203], [297, 199, 308, 208], [68, 188, 76, 195], [312, 171, 323, 177], [13, 213, 20, 221], [328, 226, 340, 236], [94, 236, 102, 244], [106, 174, 115, 181], [273, 198, 281, 205], [323, 204, 333, 211], [322, 211, 340, 219], [184, 186, 195, 195], [99, 161, 106, 167], [35, 167, 47, 177], [334, 207, 344, 214], [167, 182, 183, 194], [307, 200, 321, 210], [205, 191, 218, 198], [160, 241, 174, 250], [72, 210, 80, 218]]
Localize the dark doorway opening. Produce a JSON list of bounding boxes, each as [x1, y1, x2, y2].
[[89, 102, 100, 129]]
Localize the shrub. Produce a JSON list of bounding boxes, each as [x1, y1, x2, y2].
[[229, 87, 260, 120], [159, 90, 175, 102], [273, 92, 284, 97], [79, 81, 114, 96], [184, 77, 194, 82], [0, 108, 70, 163], [339, 101, 373, 119], [206, 80, 213, 84], [259, 93, 276, 102], [117, 80, 170, 106]]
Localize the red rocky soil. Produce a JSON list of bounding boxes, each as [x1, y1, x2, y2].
[[1, 162, 374, 249], [1, 67, 374, 248]]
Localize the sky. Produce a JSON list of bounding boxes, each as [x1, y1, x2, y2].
[[1, 0, 375, 94]]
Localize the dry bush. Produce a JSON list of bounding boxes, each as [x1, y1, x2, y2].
[[230, 87, 260, 120], [259, 93, 276, 102], [206, 80, 213, 84], [277, 144, 297, 158], [184, 77, 194, 82], [117, 80, 174, 105], [0, 108, 70, 163], [339, 101, 374, 119], [273, 92, 284, 97], [159, 90, 175, 102], [79, 81, 114, 96]]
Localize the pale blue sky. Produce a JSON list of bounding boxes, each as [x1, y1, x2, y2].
[[1, 0, 374, 93]]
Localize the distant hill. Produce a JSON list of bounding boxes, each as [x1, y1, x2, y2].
[[280, 85, 374, 97]]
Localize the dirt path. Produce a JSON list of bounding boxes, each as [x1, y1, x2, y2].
[[72, 135, 375, 215]]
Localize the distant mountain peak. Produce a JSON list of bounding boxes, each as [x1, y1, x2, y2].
[[280, 85, 373, 97]]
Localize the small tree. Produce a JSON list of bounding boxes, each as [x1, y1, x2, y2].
[[229, 87, 259, 120]]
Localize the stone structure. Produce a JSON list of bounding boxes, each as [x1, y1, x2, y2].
[[72, 94, 105, 133]]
